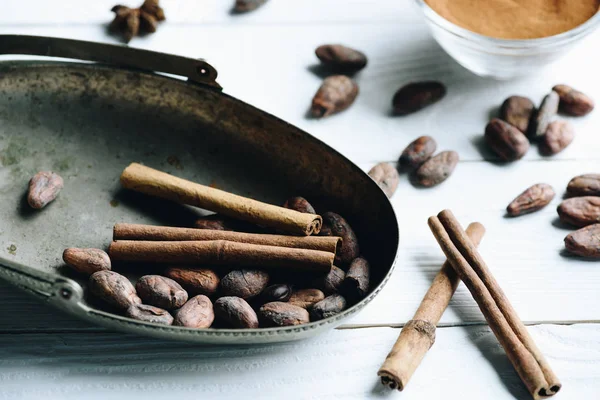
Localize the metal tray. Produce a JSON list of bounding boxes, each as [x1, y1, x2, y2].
[[0, 35, 399, 344]]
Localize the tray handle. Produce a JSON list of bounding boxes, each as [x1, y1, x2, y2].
[[0, 35, 221, 90]]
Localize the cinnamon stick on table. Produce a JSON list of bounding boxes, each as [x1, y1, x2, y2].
[[109, 240, 333, 273], [428, 210, 560, 400], [120, 163, 322, 236], [378, 222, 485, 391], [113, 223, 341, 253]]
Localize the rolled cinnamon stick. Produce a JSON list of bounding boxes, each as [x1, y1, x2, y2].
[[428, 210, 560, 399], [113, 223, 341, 253], [378, 222, 485, 391], [120, 163, 322, 236], [109, 240, 333, 273]]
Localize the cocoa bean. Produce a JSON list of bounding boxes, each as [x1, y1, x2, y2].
[[557, 197, 600, 227], [27, 171, 64, 209], [564, 224, 600, 258], [234, 0, 267, 13], [282, 196, 316, 214], [310, 294, 347, 321], [136, 275, 188, 310], [312, 265, 345, 295], [342, 257, 370, 300], [506, 183, 555, 217], [368, 162, 399, 198], [315, 44, 367, 74], [258, 302, 309, 327], [288, 288, 325, 309], [89, 270, 141, 310], [392, 81, 446, 115], [500, 96, 535, 133], [399, 136, 437, 169], [164, 267, 220, 296], [531, 91, 559, 138], [319, 212, 359, 266], [484, 118, 530, 161], [311, 75, 359, 118], [539, 120, 574, 156], [194, 216, 232, 231], [220, 269, 269, 299], [214, 296, 259, 328], [567, 174, 600, 197], [260, 284, 292, 303], [414, 151, 459, 187], [125, 303, 173, 325], [173, 295, 214, 328], [63, 248, 111, 275], [553, 84, 594, 116]]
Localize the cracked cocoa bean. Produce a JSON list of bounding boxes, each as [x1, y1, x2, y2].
[[392, 81, 446, 115], [557, 196, 600, 227], [315, 44, 367, 74], [319, 212, 359, 266], [214, 296, 259, 328], [89, 270, 141, 310], [282, 196, 316, 214], [259, 302, 310, 326], [506, 183, 555, 217], [342, 257, 370, 300], [126, 303, 173, 325], [368, 162, 399, 198], [310, 294, 347, 321], [27, 171, 64, 209], [260, 284, 292, 303], [220, 269, 269, 299], [564, 224, 600, 258], [567, 174, 600, 197], [414, 151, 459, 187], [311, 75, 358, 118], [500, 96, 535, 133], [312, 265, 345, 295], [553, 84, 594, 116], [136, 275, 188, 310], [539, 121, 574, 155], [173, 295, 214, 328], [63, 248, 111, 275], [531, 91, 559, 138], [164, 267, 220, 296], [288, 289, 325, 309], [485, 118, 529, 161], [399, 136, 437, 169]]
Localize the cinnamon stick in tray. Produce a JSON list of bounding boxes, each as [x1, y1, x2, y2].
[[120, 163, 322, 236], [428, 210, 560, 400], [378, 222, 486, 391], [113, 223, 341, 253], [109, 240, 333, 273]]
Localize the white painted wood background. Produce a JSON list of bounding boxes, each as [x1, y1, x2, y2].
[[1, 0, 600, 399]]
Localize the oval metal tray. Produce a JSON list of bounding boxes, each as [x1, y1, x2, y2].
[[0, 35, 399, 344]]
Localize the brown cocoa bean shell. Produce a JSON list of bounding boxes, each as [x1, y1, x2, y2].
[[553, 84, 595, 116], [564, 224, 600, 258], [220, 269, 269, 299], [557, 197, 600, 227], [27, 171, 64, 209], [214, 296, 259, 328], [125, 303, 173, 325], [310, 294, 347, 321], [531, 91, 559, 138], [392, 81, 446, 115], [539, 121, 574, 156], [282, 196, 316, 214], [399, 136, 437, 169], [414, 151, 459, 187], [315, 44, 367, 74], [234, 0, 267, 13], [500, 96, 535, 133], [342, 257, 370, 300], [63, 248, 111, 275], [311, 265, 345, 295], [319, 212, 359, 266], [260, 284, 292, 303], [311, 75, 358, 118], [173, 295, 214, 328], [288, 288, 325, 309], [89, 270, 141, 310], [136, 275, 188, 310], [368, 162, 399, 198], [164, 267, 220, 296], [484, 118, 530, 161], [567, 174, 600, 197], [258, 302, 309, 327], [506, 183, 555, 217]]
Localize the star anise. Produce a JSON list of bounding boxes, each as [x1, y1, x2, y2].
[[110, 0, 165, 43]]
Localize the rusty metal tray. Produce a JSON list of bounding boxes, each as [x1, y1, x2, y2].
[[0, 35, 399, 344]]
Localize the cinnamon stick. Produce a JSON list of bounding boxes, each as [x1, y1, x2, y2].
[[378, 222, 485, 391], [428, 210, 561, 399], [113, 223, 341, 253], [109, 240, 333, 273], [120, 163, 322, 236]]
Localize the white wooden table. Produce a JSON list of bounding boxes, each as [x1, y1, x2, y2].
[[1, 1, 600, 398]]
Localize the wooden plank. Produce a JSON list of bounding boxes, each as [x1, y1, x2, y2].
[[0, 324, 597, 399]]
